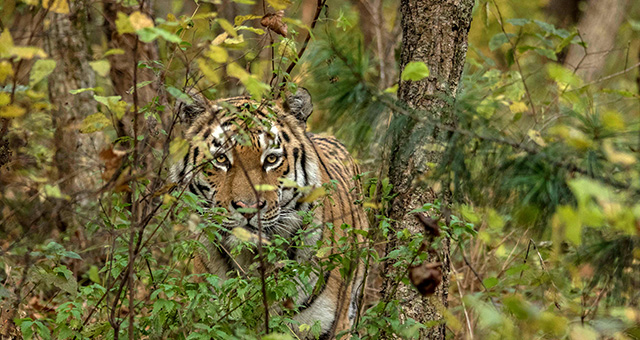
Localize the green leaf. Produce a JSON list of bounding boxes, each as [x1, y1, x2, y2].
[[401, 61, 430, 81], [153, 27, 182, 43], [506, 18, 530, 26], [488, 33, 514, 51], [69, 87, 103, 95], [166, 85, 192, 103], [534, 47, 557, 61], [136, 27, 159, 42], [483, 277, 499, 289], [29, 59, 56, 86], [88, 265, 100, 283]]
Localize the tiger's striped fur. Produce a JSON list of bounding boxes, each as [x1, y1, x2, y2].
[[170, 89, 367, 339]]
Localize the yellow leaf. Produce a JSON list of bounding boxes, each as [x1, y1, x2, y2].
[[197, 58, 221, 84], [80, 112, 111, 133], [130, 11, 154, 31], [43, 0, 69, 14], [11, 46, 47, 59], [254, 184, 276, 191], [216, 18, 237, 37], [527, 129, 546, 147], [0, 31, 13, 58], [0, 105, 26, 118], [278, 178, 300, 188], [89, 60, 110, 77], [0, 93, 9, 106], [509, 101, 528, 113], [116, 12, 135, 34], [603, 140, 635, 166], [205, 45, 228, 63], [223, 34, 245, 46], [0, 61, 13, 82], [298, 187, 326, 203], [227, 62, 250, 81], [169, 137, 189, 165], [266, 0, 292, 10], [211, 32, 228, 46], [602, 110, 625, 131]]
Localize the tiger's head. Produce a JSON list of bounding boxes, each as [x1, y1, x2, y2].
[[171, 89, 321, 242]]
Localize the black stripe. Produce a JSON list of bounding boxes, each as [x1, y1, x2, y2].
[[298, 271, 332, 311], [293, 148, 300, 182], [282, 131, 290, 142], [193, 147, 200, 164], [300, 146, 308, 186], [177, 151, 190, 179]]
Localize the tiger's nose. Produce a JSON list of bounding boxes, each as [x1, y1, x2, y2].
[[231, 200, 266, 219]]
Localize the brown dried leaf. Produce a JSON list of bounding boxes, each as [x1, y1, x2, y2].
[[415, 213, 441, 237], [99, 147, 126, 181], [260, 11, 288, 37], [409, 261, 443, 296]]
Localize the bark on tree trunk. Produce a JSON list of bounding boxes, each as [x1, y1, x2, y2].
[[564, 0, 630, 81], [383, 0, 474, 338], [47, 2, 100, 198]]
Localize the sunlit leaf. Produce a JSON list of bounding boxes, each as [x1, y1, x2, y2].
[[0, 105, 26, 118], [546, 63, 582, 88], [266, 0, 291, 10], [197, 58, 221, 83], [297, 187, 326, 203], [42, 0, 69, 14], [602, 141, 635, 166], [0, 93, 9, 106], [509, 101, 527, 114], [527, 129, 546, 147], [234, 14, 261, 26], [116, 12, 135, 34], [103, 48, 125, 57], [254, 184, 276, 191], [0, 60, 14, 82], [217, 18, 237, 37], [80, 113, 111, 133], [401, 61, 430, 81], [169, 137, 189, 165], [89, 60, 110, 77], [205, 45, 228, 63], [130, 11, 154, 31]]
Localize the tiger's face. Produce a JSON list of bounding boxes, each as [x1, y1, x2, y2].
[[172, 90, 320, 242]]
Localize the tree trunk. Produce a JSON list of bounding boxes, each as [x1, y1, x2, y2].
[[47, 2, 100, 200], [383, 0, 474, 338], [564, 0, 630, 81]]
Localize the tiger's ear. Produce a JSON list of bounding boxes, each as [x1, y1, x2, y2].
[[176, 89, 208, 126], [284, 87, 313, 125]]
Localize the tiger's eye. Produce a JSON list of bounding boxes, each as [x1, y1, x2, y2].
[[265, 154, 279, 164], [214, 154, 228, 164]]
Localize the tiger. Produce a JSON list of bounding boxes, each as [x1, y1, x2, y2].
[[170, 88, 368, 339]]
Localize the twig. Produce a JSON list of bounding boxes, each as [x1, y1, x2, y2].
[[451, 263, 474, 339], [283, 0, 327, 76]]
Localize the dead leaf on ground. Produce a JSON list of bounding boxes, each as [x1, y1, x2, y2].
[[260, 11, 288, 37]]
